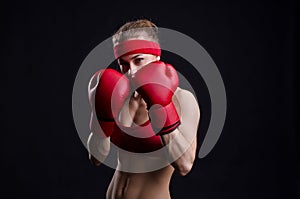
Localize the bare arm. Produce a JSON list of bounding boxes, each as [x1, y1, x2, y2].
[[87, 72, 110, 166], [86, 110, 110, 166], [160, 88, 200, 176], [87, 131, 110, 166]]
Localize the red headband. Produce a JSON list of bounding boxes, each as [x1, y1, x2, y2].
[[114, 40, 161, 59]]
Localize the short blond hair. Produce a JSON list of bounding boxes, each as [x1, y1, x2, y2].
[[112, 19, 159, 46]]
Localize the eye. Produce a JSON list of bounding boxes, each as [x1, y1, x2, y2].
[[134, 58, 144, 65], [120, 64, 129, 74]]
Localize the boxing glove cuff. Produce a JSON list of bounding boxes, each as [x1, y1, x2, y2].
[[90, 114, 115, 138], [149, 102, 181, 135]]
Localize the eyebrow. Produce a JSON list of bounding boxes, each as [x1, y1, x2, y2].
[[131, 54, 142, 59]]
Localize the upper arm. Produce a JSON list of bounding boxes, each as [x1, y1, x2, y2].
[[173, 88, 200, 141], [88, 71, 101, 108]]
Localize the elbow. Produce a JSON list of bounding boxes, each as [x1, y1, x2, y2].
[[89, 154, 102, 166], [172, 149, 196, 176], [175, 162, 193, 176]]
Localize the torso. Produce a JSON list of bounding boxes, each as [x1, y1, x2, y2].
[[106, 166, 174, 199], [106, 89, 182, 199]]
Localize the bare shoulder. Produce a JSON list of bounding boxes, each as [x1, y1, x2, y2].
[[173, 87, 200, 116], [174, 87, 196, 100]]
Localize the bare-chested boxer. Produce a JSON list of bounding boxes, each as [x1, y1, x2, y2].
[[87, 19, 200, 199]]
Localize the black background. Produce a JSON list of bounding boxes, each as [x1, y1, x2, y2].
[[1, 0, 299, 198]]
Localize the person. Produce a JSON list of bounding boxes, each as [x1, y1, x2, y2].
[[87, 19, 200, 199]]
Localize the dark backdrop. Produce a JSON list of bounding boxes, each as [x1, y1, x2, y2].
[[1, 0, 299, 198]]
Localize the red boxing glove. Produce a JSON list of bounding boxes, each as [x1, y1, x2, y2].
[[111, 120, 164, 153], [130, 61, 181, 135], [88, 69, 130, 137]]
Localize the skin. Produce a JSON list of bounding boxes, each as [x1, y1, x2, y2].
[[87, 53, 200, 199]]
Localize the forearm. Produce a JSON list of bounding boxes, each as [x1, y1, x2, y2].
[[87, 132, 110, 166], [160, 128, 196, 176]]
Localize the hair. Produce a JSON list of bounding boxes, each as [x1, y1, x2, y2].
[[112, 19, 159, 46]]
